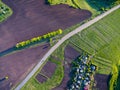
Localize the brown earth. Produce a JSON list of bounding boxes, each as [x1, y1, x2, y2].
[[36, 61, 57, 83], [53, 45, 80, 90], [40, 61, 57, 78], [0, 0, 91, 52], [0, 43, 50, 90], [0, 0, 91, 89], [93, 74, 109, 90], [36, 74, 47, 83], [0, 78, 11, 90], [64, 45, 81, 62]]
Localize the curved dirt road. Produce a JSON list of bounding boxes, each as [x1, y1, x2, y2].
[[15, 5, 120, 90]]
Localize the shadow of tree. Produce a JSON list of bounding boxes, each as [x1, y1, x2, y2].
[[0, 47, 16, 57], [0, 39, 49, 57], [0, 77, 6, 82], [44, 0, 50, 5]]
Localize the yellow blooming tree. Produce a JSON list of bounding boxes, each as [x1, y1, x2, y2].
[[15, 29, 63, 48]]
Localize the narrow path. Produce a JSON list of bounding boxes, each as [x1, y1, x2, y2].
[[15, 5, 120, 90]]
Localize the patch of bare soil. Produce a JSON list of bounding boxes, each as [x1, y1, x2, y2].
[[36, 74, 47, 83], [40, 61, 57, 78], [93, 74, 109, 90]]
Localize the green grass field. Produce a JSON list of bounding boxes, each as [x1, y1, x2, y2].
[[0, 0, 13, 22], [69, 8, 120, 74]]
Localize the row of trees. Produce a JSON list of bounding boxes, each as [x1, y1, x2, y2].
[[109, 64, 120, 90], [15, 29, 63, 48]]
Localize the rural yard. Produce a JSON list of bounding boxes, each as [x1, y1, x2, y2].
[[0, 0, 91, 89]]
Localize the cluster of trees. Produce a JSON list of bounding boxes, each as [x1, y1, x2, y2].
[[15, 29, 63, 48]]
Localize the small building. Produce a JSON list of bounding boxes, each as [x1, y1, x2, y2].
[[85, 57, 88, 60], [86, 73, 90, 76], [85, 82, 89, 86], [91, 65, 96, 71], [85, 77, 90, 81], [71, 85, 75, 89], [80, 69, 83, 73], [78, 75, 82, 80], [77, 80, 81, 84], [76, 85, 79, 89], [77, 68, 79, 73], [83, 59, 87, 64], [82, 65, 85, 69], [84, 79, 90, 86]]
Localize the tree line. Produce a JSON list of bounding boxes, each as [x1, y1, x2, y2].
[[15, 29, 63, 48]]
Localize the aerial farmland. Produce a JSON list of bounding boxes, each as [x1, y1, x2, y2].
[[0, 0, 91, 89], [0, 0, 120, 90]]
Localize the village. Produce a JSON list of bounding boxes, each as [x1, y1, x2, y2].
[[67, 54, 96, 90]]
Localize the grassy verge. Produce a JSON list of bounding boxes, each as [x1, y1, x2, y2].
[[21, 41, 69, 90], [0, 0, 13, 22]]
